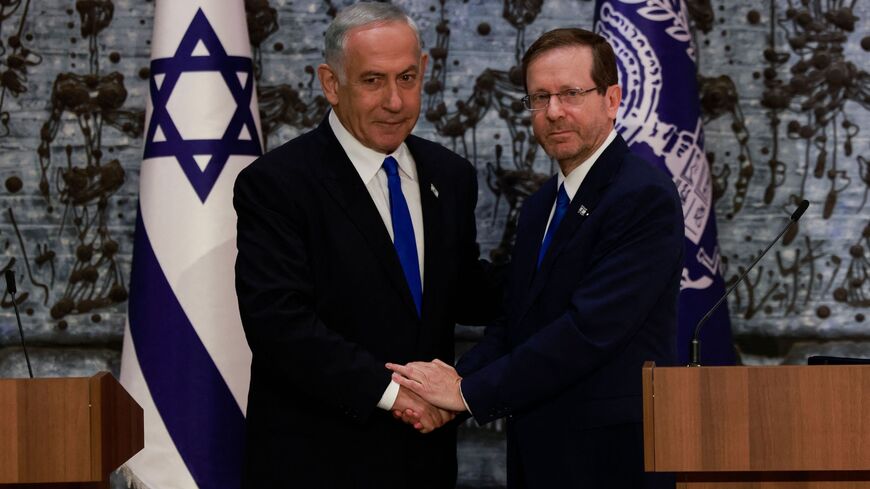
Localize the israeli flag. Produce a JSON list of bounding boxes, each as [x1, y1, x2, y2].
[[595, 0, 735, 365], [120, 1, 262, 487]]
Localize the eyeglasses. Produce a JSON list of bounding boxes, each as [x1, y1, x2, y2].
[[522, 87, 599, 111]]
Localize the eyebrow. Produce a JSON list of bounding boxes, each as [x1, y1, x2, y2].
[[358, 65, 419, 78], [530, 85, 586, 93]]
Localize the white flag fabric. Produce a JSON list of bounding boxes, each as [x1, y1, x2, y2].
[[120, 1, 261, 487]]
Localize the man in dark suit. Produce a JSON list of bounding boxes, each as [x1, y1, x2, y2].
[[233, 3, 498, 488], [389, 28, 682, 488]]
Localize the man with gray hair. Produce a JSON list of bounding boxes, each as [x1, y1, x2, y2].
[[234, 2, 499, 487]]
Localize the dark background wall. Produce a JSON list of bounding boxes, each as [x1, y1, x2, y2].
[[0, 0, 866, 487]]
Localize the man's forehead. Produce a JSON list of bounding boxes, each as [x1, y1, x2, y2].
[[345, 21, 419, 50], [529, 45, 592, 69], [526, 46, 594, 87], [343, 24, 421, 74]]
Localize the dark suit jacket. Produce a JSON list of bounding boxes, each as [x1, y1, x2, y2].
[[234, 118, 498, 488], [457, 135, 683, 489]]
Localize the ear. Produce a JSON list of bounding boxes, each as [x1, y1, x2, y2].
[[604, 84, 622, 120], [317, 63, 340, 106], [419, 52, 429, 80]]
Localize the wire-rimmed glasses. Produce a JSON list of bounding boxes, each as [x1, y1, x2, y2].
[[522, 87, 599, 111]]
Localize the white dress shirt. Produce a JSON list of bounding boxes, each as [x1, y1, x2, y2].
[[541, 129, 617, 239], [328, 110, 423, 411]]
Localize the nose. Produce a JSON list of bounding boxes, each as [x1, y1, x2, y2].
[[382, 80, 403, 113], [545, 95, 565, 121]]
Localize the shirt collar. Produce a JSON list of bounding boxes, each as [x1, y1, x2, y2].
[[328, 110, 416, 184], [557, 128, 617, 200]]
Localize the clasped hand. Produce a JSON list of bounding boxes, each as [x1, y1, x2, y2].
[[386, 359, 467, 434]]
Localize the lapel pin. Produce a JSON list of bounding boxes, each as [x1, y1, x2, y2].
[[578, 205, 589, 217], [430, 183, 439, 198]]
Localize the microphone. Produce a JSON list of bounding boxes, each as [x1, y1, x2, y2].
[[6, 269, 33, 378], [790, 199, 809, 221], [689, 200, 810, 366]]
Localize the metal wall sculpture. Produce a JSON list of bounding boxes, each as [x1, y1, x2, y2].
[[0, 0, 866, 485]]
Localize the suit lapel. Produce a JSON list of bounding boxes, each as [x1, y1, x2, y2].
[[517, 135, 630, 321], [314, 119, 420, 317], [512, 177, 558, 299], [406, 136, 444, 321]]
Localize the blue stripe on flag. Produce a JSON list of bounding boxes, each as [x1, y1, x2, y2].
[[128, 208, 245, 489]]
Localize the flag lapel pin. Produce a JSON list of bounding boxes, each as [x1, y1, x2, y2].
[[578, 205, 589, 217]]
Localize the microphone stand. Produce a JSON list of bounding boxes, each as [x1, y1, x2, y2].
[[6, 269, 33, 378], [689, 200, 809, 367]]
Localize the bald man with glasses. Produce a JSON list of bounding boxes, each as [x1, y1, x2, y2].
[[389, 28, 682, 489]]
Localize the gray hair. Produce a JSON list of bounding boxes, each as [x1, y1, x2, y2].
[[324, 3, 422, 81]]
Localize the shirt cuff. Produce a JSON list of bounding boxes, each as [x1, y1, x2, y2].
[[377, 380, 401, 410], [459, 379, 473, 415]]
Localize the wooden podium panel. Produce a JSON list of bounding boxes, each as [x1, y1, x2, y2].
[[0, 373, 143, 487], [89, 373, 144, 483], [642, 363, 870, 489]]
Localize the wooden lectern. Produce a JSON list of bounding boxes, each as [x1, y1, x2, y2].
[[642, 362, 870, 488], [0, 372, 144, 488]]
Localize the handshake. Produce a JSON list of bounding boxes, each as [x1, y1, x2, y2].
[[385, 359, 467, 434]]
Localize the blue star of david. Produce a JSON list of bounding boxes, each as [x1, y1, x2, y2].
[[144, 8, 262, 202]]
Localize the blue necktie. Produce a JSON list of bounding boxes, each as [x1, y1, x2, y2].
[[537, 184, 570, 269], [383, 156, 422, 316]]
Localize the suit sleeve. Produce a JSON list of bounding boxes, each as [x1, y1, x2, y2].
[[461, 182, 683, 425], [457, 170, 529, 376], [456, 318, 509, 377], [234, 164, 391, 424], [453, 160, 505, 326]]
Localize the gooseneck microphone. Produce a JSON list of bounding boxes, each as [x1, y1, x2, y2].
[[6, 269, 33, 378], [689, 200, 809, 367]]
